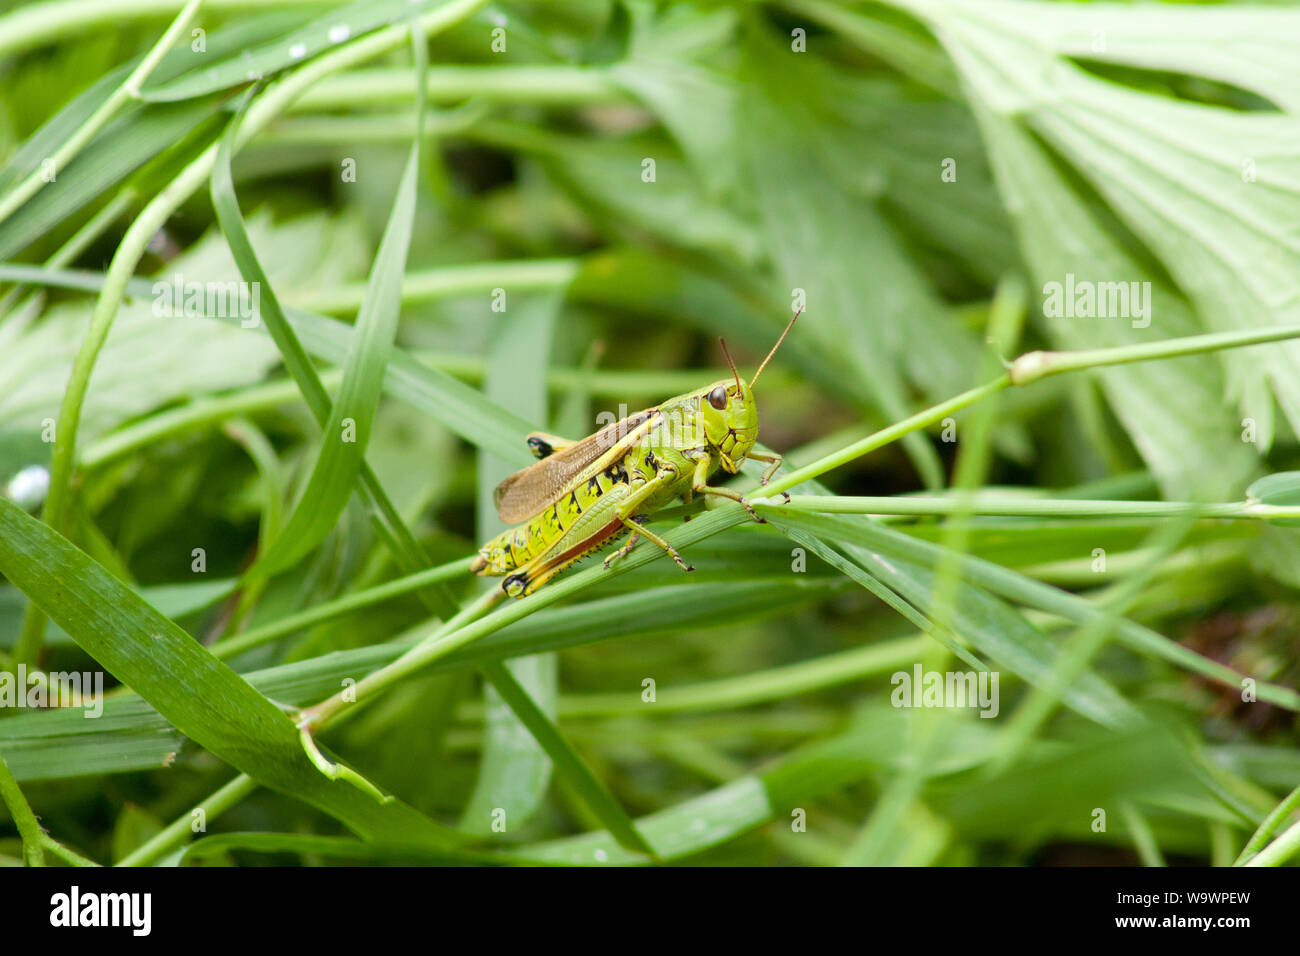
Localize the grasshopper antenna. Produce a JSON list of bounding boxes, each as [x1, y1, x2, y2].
[[719, 337, 742, 392], [750, 308, 801, 388]]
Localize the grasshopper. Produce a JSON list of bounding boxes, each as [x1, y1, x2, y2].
[[471, 311, 799, 597]]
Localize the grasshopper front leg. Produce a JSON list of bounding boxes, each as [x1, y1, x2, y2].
[[604, 465, 694, 572], [687, 453, 764, 523], [748, 450, 784, 486], [746, 450, 791, 502]]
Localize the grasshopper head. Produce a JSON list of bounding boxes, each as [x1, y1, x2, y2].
[[705, 310, 798, 474], [701, 380, 757, 474]]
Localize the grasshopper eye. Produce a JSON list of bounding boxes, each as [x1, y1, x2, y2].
[[707, 385, 727, 410]]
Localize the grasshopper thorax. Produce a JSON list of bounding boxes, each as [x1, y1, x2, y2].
[[699, 379, 758, 474]]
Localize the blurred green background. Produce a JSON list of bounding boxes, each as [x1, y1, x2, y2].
[[0, 0, 1299, 867]]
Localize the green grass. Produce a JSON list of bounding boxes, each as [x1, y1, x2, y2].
[[0, 0, 1299, 868]]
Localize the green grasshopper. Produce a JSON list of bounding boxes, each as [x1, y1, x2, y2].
[[471, 311, 799, 597]]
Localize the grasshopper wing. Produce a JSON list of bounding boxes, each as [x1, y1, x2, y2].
[[494, 410, 658, 523]]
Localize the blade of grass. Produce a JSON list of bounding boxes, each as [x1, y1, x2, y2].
[[10, 0, 490, 667], [0, 578, 841, 784], [0, 749, 45, 866], [1235, 782, 1300, 866], [117, 773, 258, 866], [479, 661, 657, 858], [139, 0, 441, 102], [985, 518, 1195, 776], [0, 0, 201, 227], [1121, 801, 1167, 867], [242, 66, 423, 577], [0, 101, 216, 262], [847, 282, 1025, 867], [809, 511, 1300, 711], [541, 635, 929, 718], [0, 496, 468, 849], [209, 80, 456, 617], [175, 831, 520, 866], [1244, 818, 1300, 867]]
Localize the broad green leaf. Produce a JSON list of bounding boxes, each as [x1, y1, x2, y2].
[[894, 0, 1300, 449], [931, 0, 1300, 114], [977, 105, 1257, 499], [818, 0, 1259, 500]]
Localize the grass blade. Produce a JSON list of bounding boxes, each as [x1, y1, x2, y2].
[[140, 0, 444, 103], [246, 119, 422, 577], [0, 496, 466, 850]]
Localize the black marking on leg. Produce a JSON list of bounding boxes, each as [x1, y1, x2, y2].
[[503, 572, 529, 597], [528, 436, 555, 459], [661, 536, 694, 573]]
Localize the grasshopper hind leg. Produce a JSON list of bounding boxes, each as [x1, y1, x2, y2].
[[500, 517, 633, 597]]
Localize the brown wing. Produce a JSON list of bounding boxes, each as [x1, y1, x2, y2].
[[494, 410, 658, 523]]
